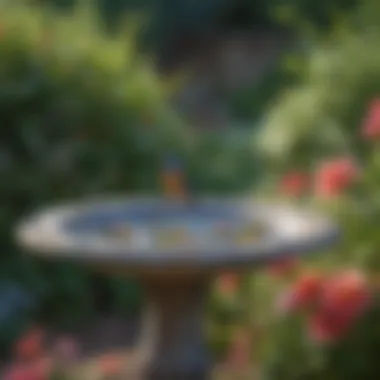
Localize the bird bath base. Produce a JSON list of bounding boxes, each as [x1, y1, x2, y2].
[[141, 276, 210, 379], [16, 198, 339, 380]]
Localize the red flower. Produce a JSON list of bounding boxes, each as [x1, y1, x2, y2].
[[98, 353, 124, 377], [280, 172, 308, 196], [314, 158, 358, 198], [3, 366, 32, 380], [320, 269, 371, 321], [3, 363, 47, 380], [308, 269, 371, 343], [216, 273, 240, 296], [226, 328, 251, 369], [276, 271, 322, 313], [28, 357, 53, 380], [308, 308, 352, 343], [362, 98, 380, 139], [268, 257, 298, 278], [14, 328, 45, 362]]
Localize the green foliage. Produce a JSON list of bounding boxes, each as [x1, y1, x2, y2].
[[0, 0, 185, 344], [257, 0, 380, 172], [271, 0, 358, 31], [254, 1, 380, 378], [185, 131, 259, 193], [36, 0, 237, 51], [261, 294, 380, 380], [37, 0, 284, 52], [227, 58, 294, 122]]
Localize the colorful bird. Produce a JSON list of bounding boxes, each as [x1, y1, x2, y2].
[[161, 153, 187, 200]]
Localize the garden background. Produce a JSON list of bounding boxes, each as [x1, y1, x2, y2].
[[2, 0, 380, 379]]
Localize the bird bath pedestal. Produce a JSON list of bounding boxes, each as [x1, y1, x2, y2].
[[16, 197, 339, 380]]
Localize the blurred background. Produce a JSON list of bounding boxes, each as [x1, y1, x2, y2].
[[3, 0, 380, 379]]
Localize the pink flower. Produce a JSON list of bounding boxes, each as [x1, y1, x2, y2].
[[314, 158, 358, 198], [280, 172, 308, 196], [3, 363, 47, 380], [308, 269, 371, 343], [320, 269, 371, 321], [3, 366, 32, 380], [362, 98, 380, 139], [276, 271, 322, 313]]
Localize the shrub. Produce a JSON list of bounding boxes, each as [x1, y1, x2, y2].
[[260, 268, 380, 380], [253, 1, 380, 378], [0, 0, 186, 348]]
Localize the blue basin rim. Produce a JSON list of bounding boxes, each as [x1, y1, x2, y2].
[[15, 197, 340, 270]]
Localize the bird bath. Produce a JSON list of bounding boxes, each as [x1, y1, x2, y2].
[[16, 197, 339, 379]]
